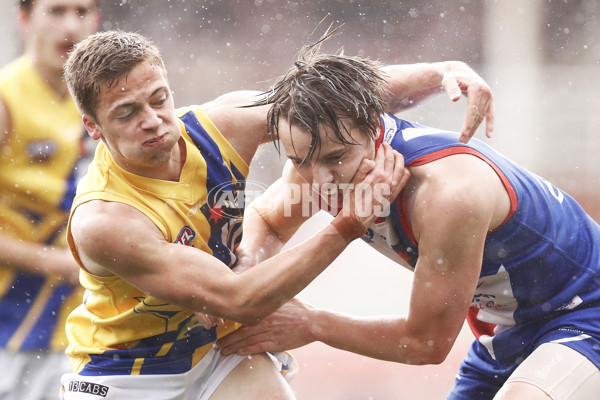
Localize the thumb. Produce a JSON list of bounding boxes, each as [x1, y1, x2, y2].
[[442, 74, 462, 102]]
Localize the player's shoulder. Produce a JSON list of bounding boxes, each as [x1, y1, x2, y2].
[[73, 200, 149, 234], [201, 90, 263, 111], [199, 92, 271, 165]]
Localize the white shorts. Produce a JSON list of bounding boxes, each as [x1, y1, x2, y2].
[[505, 342, 600, 399], [0, 348, 72, 400], [60, 348, 296, 400]]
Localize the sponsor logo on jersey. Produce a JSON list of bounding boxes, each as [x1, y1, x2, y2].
[[204, 180, 262, 219], [27, 140, 58, 162], [67, 381, 109, 397], [175, 226, 196, 246], [381, 113, 398, 143]]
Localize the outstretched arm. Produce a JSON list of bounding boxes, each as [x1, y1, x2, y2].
[[72, 143, 409, 326], [0, 232, 80, 284], [218, 155, 506, 364], [382, 61, 495, 143], [232, 160, 315, 275]]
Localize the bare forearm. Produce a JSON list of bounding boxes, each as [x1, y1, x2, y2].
[[382, 61, 494, 142], [235, 204, 288, 270], [382, 62, 448, 113], [309, 309, 451, 365], [0, 233, 79, 283], [219, 223, 351, 324]]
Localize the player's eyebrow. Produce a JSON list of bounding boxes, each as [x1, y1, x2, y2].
[[108, 87, 167, 116]]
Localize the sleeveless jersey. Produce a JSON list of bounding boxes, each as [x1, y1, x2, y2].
[[65, 107, 248, 375], [363, 113, 600, 365], [0, 56, 88, 352]]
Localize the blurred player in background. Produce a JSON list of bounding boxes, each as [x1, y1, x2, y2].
[[217, 41, 600, 400], [0, 1, 99, 399], [59, 29, 492, 399]]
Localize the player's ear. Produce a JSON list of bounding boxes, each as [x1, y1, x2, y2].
[[16, 5, 31, 36], [371, 111, 382, 140], [91, 8, 102, 31], [82, 115, 102, 140]]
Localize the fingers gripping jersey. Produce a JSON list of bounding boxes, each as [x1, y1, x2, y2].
[[366, 113, 600, 366], [0, 56, 87, 352], [65, 107, 248, 375]]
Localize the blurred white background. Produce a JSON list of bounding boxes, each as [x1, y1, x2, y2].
[[2, 0, 597, 197]]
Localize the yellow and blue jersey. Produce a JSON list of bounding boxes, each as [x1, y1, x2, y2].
[[66, 107, 248, 375], [0, 56, 88, 352]]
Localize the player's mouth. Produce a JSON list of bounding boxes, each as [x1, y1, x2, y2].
[[58, 43, 75, 58], [144, 133, 168, 146]]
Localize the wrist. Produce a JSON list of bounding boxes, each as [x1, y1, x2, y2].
[[306, 307, 328, 344], [331, 213, 366, 244], [432, 61, 450, 87]]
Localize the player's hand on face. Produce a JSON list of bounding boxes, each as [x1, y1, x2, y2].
[[338, 143, 409, 232], [440, 61, 495, 143], [216, 298, 313, 356]]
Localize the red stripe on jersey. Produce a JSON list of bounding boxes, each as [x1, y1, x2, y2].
[[467, 306, 497, 339], [409, 147, 518, 230]]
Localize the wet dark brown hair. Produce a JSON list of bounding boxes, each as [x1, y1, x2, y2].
[[259, 29, 389, 163], [20, 0, 38, 11]]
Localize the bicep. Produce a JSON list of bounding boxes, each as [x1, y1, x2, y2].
[[71, 201, 167, 278], [203, 93, 272, 163], [201, 90, 263, 110], [406, 176, 492, 342], [202, 90, 268, 138], [71, 201, 236, 305]]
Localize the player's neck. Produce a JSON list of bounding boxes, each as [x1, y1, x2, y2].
[[117, 137, 187, 182], [160, 138, 187, 181], [31, 57, 70, 99]]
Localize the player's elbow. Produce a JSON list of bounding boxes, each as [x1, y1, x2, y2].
[[415, 340, 453, 365], [224, 304, 275, 326], [215, 287, 281, 326], [396, 348, 449, 366], [392, 335, 453, 365], [419, 349, 449, 365]]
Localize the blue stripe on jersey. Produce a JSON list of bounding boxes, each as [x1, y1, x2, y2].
[[79, 314, 219, 375], [230, 160, 245, 182], [17, 207, 43, 225], [22, 283, 75, 349], [0, 273, 45, 348], [180, 111, 232, 194], [179, 110, 244, 267], [60, 130, 87, 212], [60, 165, 78, 212]]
